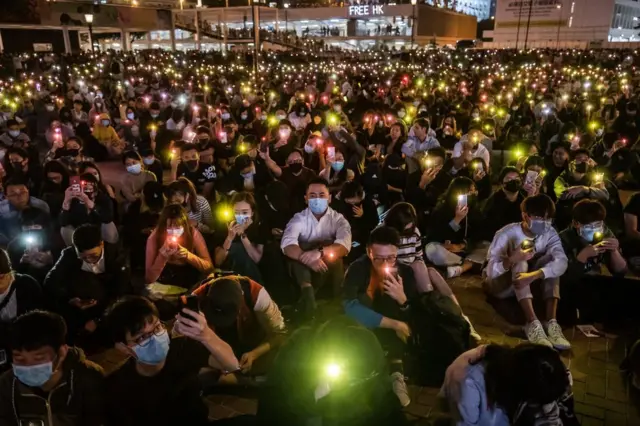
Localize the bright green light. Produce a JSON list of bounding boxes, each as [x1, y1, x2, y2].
[[326, 363, 342, 379]]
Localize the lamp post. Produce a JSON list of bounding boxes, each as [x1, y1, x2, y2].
[[555, 3, 563, 50], [84, 13, 94, 53], [284, 3, 289, 33], [411, 0, 417, 52]]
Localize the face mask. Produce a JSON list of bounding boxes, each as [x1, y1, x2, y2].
[[530, 219, 551, 236], [504, 180, 522, 193], [579, 223, 604, 242], [412, 101, 420, 107], [241, 113, 248, 120], [308, 197, 328, 215], [143, 157, 155, 166], [333, 105, 342, 112], [0, 150, 5, 161], [418, 108, 427, 114], [13, 362, 54, 387], [398, 110, 406, 118], [8, 130, 19, 138], [96, 103, 102, 108], [45, 105, 55, 112], [150, 113, 159, 119], [298, 110, 307, 117], [167, 227, 184, 237], [260, 114, 267, 121], [280, 128, 291, 139], [126, 163, 142, 174], [101, 120, 110, 127], [235, 214, 250, 225], [11, 161, 23, 170], [276, 114, 286, 120], [304, 144, 315, 154], [471, 112, 480, 119], [596, 128, 604, 137], [221, 113, 231, 120], [176, 121, 185, 130], [241, 171, 254, 179], [66, 148, 80, 157], [512, 106, 519, 111], [331, 161, 344, 172], [133, 329, 170, 365], [288, 162, 303, 173], [127, 112, 135, 120], [574, 162, 588, 174], [185, 160, 198, 170]]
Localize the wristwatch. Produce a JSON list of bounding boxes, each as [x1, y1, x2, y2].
[[399, 301, 410, 311]]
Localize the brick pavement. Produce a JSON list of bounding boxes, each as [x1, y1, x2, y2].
[[89, 273, 640, 425]]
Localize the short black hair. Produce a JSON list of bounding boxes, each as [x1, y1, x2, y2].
[[524, 155, 545, 170], [521, 194, 555, 218], [306, 177, 329, 192], [341, 181, 364, 200], [426, 147, 446, 160], [10, 311, 67, 352], [367, 226, 400, 247], [571, 148, 590, 159], [0, 248, 11, 274], [3, 177, 28, 192], [105, 296, 159, 343], [7, 146, 29, 160], [383, 202, 417, 232], [6, 119, 19, 128], [573, 199, 606, 224], [72, 224, 103, 252], [121, 150, 142, 164], [413, 117, 430, 129], [180, 144, 198, 154], [499, 166, 520, 183], [149, 102, 161, 111]]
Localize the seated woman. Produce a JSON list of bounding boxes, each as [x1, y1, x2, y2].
[[165, 177, 214, 234], [480, 166, 526, 241], [44, 136, 93, 175], [45, 117, 74, 148], [92, 113, 125, 158], [214, 192, 265, 283], [123, 181, 165, 271], [59, 172, 119, 246], [145, 204, 213, 291], [425, 177, 486, 278], [39, 160, 70, 220], [120, 150, 156, 205], [319, 149, 350, 195], [442, 344, 574, 426]]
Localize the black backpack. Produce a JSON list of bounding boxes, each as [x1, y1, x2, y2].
[[406, 291, 472, 386]]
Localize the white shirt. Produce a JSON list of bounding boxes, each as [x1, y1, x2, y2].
[[401, 134, 440, 158], [81, 250, 106, 274], [0, 281, 17, 322], [453, 136, 491, 168], [484, 223, 568, 281], [281, 207, 352, 253]]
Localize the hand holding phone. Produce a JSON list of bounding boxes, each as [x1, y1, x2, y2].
[[70, 176, 81, 195], [327, 146, 336, 160], [178, 295, 200, 322]]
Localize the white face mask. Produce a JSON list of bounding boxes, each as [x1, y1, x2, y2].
[[167, 227, 184, 237]]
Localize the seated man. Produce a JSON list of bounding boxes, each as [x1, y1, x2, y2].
[[0, 249, 43, 373], [483, 194, 570, 349], [104, 295, 240, 426], [194, 275, 286, 377], [0, 311, 105, 426], [0, 178, 50, 247], [44, 224, 131, 341], [281, 178, 351, 317], [171, 143, 217, 199], [559, 199, 627, 320], [343, 226, 417, 407]]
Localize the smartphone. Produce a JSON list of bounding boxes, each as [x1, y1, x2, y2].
[[472, 161, 484, 172], [457, 194, 468, 208], [260, 141, 269, 153], [327, 146, 336, 160], [525, 170, 539, 186], [70, 176, 81, 193], [592, 231, 604, 244], [219, 132, 228, 144], [179, 295, 200, 322], [520, 239, 534, 251]]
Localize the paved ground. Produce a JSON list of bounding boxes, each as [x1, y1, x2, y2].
[[93, 160, 640, 425]]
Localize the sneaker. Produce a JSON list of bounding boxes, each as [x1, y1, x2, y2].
[[524, 320, 553, 348], [463, 315, 482, 343], [390, 371, 411, 407], [545, 320, 571, 350], [446, 265, 463, 279]]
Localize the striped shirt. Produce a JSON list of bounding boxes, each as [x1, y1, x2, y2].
[[397, 228, 423, 265], [189, 196, 214, 234]]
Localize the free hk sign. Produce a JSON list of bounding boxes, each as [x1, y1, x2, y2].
[[348, 5, 385, 17]]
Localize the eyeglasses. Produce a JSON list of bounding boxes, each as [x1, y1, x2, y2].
[[77, 250, 101, 263], [6, 191, 28, 199], [371, 255, 397, 265], [131, 321, 166, 347]]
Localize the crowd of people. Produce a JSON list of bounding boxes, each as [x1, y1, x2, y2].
[[1, 46, 640, 425]]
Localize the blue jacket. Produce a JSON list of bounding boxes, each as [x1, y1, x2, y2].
[[450, 363, 509, 426]]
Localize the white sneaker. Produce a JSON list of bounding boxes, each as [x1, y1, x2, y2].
[[463, 315, 482, 343], [545, 319, 571, 350], [446, 266, 463, 279], [524, 320, 553, 348], [390, 371, 411, 407]]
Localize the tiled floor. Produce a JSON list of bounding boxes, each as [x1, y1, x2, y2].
[[89, 273, 640, 425]]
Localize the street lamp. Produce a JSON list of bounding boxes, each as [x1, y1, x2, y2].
[[411, 0, 417, 52], [84, 13, 95, 53], [284, 3, 289, 33], [555, 3, 562, 50]]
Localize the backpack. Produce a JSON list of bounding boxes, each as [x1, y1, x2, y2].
[[405, 291, 472, 386]]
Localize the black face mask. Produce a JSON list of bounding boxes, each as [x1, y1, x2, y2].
[[504, 180, 522, 193], [11, 161, 23, 170], [288, 163, 303, 174], [185, 160, 199, 170], [65, 149, 80, 157], [574, 162, 588, 174]]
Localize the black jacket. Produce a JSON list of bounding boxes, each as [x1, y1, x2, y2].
[[480, 190, 525, 241], [43, 243, 131, 312], [58, 193, 115, 227]]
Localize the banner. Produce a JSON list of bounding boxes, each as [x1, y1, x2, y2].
[[495, 0, 563, 27]]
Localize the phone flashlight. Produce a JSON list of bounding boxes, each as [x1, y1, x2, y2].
[[521, 239, 534, 250], [593, 231, 604, 244]]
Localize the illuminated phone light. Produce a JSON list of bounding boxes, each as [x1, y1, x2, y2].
[[384, 266, 391, 275], [457, 194, 464, 202], [170, 236, 178, 244]]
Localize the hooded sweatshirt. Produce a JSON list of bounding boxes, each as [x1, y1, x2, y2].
[[0, 347, 105, 426]]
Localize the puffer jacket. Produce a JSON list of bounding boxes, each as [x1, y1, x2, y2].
[[0, 347, 105, 426]]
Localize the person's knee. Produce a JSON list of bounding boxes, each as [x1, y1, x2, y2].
[[424, 242, 441, 262]]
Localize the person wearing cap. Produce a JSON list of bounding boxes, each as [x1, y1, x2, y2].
[[104, 295, 239, 426], [194, 274, 285, 378], [92, 113, 124, 158]]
